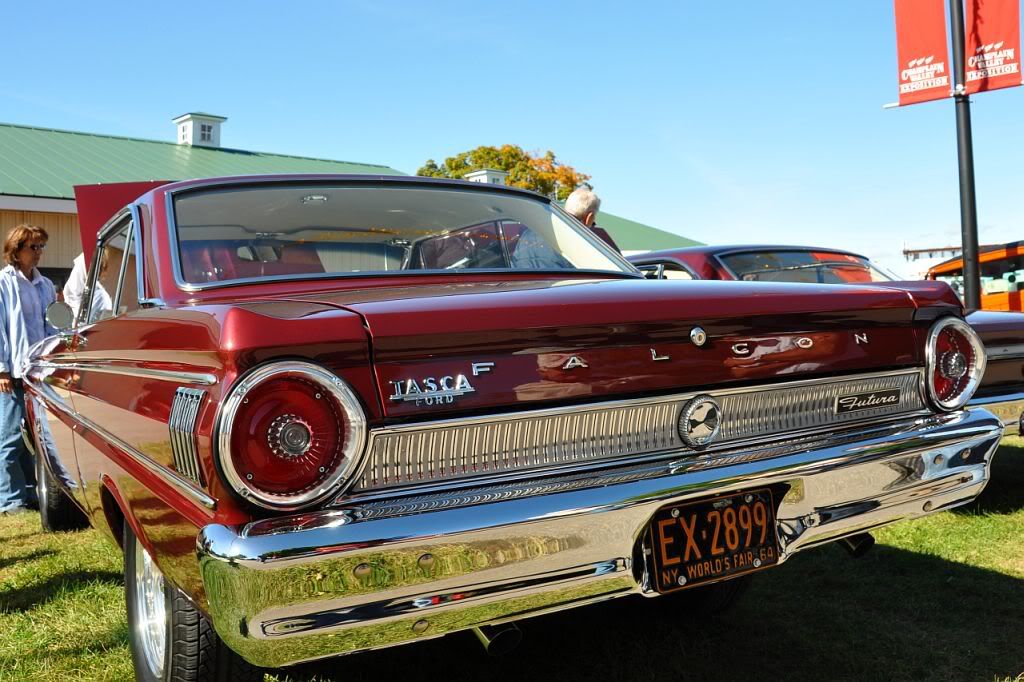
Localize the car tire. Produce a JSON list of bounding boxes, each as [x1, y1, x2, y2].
[[35, 450, 87, 532], [124, 524, 263, 682], [658, 574, 753, 616]]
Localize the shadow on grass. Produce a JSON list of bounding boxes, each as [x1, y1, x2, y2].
[[0, 570, 123, 613], [0, 548, 55, 571], [954, 440, 1024, 516], [278, 543, 1024, 682]]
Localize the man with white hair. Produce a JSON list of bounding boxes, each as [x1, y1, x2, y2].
[[564, 188, 601, 227], [564, 188, 619, 251]]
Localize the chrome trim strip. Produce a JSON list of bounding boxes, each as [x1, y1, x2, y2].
[[35, 360, 216, 386], [111, 221, 133, 315], [170, 388, 206, 485], [129, 203, 149, 308], [197, 409, 1002, 668], [986, 343, 1024, 361], [22, 375, 216, 510], [351, 369, 927, 494]]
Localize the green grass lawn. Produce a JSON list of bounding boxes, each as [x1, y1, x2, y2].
[[3, 439, 1024, 681]]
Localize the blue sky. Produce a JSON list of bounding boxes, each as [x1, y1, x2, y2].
[[3, 1, 1022, 274]]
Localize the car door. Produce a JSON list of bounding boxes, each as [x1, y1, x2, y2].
[[65, 215, 170, 522]]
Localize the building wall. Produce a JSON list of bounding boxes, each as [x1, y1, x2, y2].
[[0, 209, 82, 274]]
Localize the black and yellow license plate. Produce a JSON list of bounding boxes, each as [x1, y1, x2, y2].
[[647, 488, 780, 593]]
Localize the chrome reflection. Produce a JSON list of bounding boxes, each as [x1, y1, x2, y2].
[[134, 540, 167, 678], [969, 392, 1024, 435], [197, 409, 1002, 668], [35, 358, 216, 386]]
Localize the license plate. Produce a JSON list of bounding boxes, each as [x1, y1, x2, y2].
[[646, 488, 780, 593]]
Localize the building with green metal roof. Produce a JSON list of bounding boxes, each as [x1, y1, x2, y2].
[[0, 120, 402, 203], [592, 211, 700, 252], [0, 115, 698, 283]]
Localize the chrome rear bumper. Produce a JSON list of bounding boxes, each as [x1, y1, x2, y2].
[[970, 392, 1024, 435], [197, 409, 1003, 668]]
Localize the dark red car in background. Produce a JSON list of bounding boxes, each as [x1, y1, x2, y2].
[[629, 245, 1024, 436]]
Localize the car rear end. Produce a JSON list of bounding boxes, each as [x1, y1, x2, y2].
[[194, 276, 1003, 668]]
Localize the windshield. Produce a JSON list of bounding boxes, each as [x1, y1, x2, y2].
[[171, 184, 632, 285], [720, 250, 894, 284]]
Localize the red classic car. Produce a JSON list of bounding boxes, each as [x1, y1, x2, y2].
[[629, 244, 1024, 437], [25, 179, 1003, 680]]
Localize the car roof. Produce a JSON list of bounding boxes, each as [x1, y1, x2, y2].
[[156, 173, 552, 201], [633, 244, 871, 261]]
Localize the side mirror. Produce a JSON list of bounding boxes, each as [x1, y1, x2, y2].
[[45, 301, 74, 331]]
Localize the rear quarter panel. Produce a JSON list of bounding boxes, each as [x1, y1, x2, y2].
[[67, 301, 375, 602]]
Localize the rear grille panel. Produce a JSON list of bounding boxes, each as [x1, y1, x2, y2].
[[351, 370, 925, 494], [169, 388, 206, 485]]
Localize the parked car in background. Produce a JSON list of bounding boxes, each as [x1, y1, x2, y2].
[[925, 240, 1024, 312], [26, 180, 1003, 680], [630, 245, 1024, 437]]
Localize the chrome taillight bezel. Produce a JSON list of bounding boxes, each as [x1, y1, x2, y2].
[[925, 316, 986, 412], [215, 361, 367, 510]]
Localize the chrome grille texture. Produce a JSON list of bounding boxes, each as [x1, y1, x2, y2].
[[352, 370, 925, 493], [169, 387, 205, 485]]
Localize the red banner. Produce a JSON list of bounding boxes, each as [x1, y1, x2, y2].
[[894, 0, 953, 105], [965, 0, 1022, 93]]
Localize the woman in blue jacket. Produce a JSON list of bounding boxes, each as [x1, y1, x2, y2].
[[0, 224, 56, 515]]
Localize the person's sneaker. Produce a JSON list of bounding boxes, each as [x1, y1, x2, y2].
[[1, 506, 31, 516]]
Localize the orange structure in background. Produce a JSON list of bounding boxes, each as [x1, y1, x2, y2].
[[927, 241, 1024, 311]]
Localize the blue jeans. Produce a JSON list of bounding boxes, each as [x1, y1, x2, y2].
[[0, 383, 37, 512]]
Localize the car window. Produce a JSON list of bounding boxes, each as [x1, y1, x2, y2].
[[85, 222, 130, 324], [979, 255, 1024, 294], [661, 264, 694, 280], [720, 250, 892, 284], [633, 262, 695, 280], [171, 185, 631, 285]]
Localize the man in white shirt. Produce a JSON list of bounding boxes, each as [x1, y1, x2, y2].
[[63, 252, 112, 322], [63, 253, 88, 319]]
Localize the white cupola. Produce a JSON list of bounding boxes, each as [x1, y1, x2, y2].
[[464, 168, 509, 186], [172, 112, 227, 148]]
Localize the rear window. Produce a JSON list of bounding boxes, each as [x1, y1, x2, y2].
[[171, 184, 631, 285], [720, 250, 893, 284]]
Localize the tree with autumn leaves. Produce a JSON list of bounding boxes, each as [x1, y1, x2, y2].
[[416, 145, 590, 201]]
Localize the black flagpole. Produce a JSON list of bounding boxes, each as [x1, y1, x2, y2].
[[948, 0, 982, 310]]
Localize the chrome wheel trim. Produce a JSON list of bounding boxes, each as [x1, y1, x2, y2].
[[133, 539, 167, 678]]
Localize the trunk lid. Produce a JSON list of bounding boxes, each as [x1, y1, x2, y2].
[[277, 278, 933, 417]]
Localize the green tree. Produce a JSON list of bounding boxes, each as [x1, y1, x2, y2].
[[416, 145, 590, 200]]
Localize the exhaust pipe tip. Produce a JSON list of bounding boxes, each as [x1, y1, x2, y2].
[[838, 532, 875, 558], [473, 623, 522, 656]]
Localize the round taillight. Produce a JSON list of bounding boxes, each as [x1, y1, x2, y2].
[[925, 317, 986, 411], [216, 362, 367, 510]]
